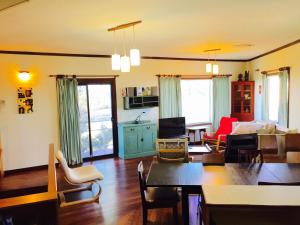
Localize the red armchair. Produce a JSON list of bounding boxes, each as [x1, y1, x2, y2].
[[202, 117, 238, 151]]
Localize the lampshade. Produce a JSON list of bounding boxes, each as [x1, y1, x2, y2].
[[213, 64, 219, 75], [18, 71, 31, 82], [130, 49, 140, 66], [111, 54, 121, 70], [121, 55, 130, 72], [206, 63, 212, 73]]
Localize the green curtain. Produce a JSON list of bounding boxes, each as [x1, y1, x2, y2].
[[159, 76, 182, 118], [57, 78, 82, 165], [278, 69, 289, 127], [261, 74, 269, 121], [212, 77, 230, 131]]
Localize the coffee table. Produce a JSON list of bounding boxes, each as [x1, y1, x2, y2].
[[188, 144, 212, 154]]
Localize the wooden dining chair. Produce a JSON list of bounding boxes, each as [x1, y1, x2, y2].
[[137, 161, 180, 225], [156, 138, 190, 162], [238, 149, 264, 163]]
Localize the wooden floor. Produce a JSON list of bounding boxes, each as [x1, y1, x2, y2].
[[1, 157, 200, 225]]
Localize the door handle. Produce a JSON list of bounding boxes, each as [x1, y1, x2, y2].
[[141, 138, 144, 142]]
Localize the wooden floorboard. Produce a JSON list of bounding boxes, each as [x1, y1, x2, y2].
[[1, 157, 200, 225]]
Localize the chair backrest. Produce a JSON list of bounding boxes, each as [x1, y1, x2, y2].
[[215, 117, 238, 136], [258, 181, 300, 186], [56, 150, 73, 181], [137, 161, 146, 204], [225, 133, 258, 163], [156, 138, 189, 163], [285, 133, 300, 152]]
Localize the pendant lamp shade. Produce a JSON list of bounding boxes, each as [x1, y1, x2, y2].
[[206, 63, 212, 73], [111, 54, 121, 70], [213, 64, 219, 75], [130, 49, 140, 66], [121, 55, 130, 72]]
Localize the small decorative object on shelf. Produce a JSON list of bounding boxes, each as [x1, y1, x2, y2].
[[123, 86, 159, 110], [238, 74, 243, 82], [244, 70, 250, 81]]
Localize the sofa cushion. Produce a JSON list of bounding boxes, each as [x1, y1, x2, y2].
[[231, 122, 264, 135]]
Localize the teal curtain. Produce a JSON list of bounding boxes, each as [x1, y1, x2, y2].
[[57, 78, 82, 165], [278, 69, 289, 127], [159, 76, 182, 118], [212, 77, 230, 131], [261, 74, 269, 121]]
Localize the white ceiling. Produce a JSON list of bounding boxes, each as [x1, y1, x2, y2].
[[0, 0, 300, 60]]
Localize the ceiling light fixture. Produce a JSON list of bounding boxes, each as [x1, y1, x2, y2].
[[108, 20, 142, 73], [130, 26, 140, 66], [204, 48, 221, 75]]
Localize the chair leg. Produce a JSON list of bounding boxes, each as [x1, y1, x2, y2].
[[143, 208, 148, 225], [260, 152, 264, 163], [173, 205, 178, 223]]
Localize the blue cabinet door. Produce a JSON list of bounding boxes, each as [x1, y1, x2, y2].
[[124, 127, 139, 154], [141, 125, 156, 152]]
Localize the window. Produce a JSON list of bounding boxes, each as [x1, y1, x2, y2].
[[180, 79, 212, 125], [267, 75, 279, 121]]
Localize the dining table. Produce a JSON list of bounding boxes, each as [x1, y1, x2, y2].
[[146, 162, 300, 225]]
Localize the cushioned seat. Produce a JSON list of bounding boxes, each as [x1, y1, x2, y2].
[[56, 150, 103, 184], [70, 165, 104, 184]]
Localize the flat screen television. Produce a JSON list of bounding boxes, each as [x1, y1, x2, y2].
[[159, 117, 186, 138]]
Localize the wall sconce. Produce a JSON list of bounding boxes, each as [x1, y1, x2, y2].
[[18, 71, 31, 82]]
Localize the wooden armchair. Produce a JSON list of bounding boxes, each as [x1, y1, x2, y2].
[[202, 117, 238, 151]]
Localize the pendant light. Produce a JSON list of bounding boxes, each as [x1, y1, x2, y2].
[[212, 64, 219, 75], [108, 20, 142, 72], [206, 63, 212, 73], [206, 53, 212, 73], [121, 55, 130, 72], [111, 31, 121, 70], [120, 30, 130, 72], [204, 48, 221, 75], [130, 26, 140, 66]]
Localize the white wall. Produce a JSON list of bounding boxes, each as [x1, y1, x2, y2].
[[249, 43, 300, 129], [0, 54, 245, 170]]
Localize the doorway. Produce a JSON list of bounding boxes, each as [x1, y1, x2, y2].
[[77, 79, 118, 159]]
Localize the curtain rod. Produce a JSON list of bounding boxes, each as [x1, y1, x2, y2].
[[156, 74, 232, 78], [49, 75, 119, 78], [261, 66, 290, 75]]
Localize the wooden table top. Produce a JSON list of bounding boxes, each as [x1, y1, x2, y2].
[[146, 163, 300, 187], [146, 163, 204, 187], [202, 185, 300, 206]]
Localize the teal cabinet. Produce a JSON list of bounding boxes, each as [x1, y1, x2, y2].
[[118, 121, 157, 159]]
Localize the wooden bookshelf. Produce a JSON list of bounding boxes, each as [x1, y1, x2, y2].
[[231, 81, 255, 121]]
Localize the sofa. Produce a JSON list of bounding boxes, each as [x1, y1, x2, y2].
[[231, 121, 299, 162]]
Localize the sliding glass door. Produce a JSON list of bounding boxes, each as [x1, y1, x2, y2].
[[77, 79, 117, 159]]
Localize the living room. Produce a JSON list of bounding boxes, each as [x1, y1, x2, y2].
[[1, 1, 300, 225]]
